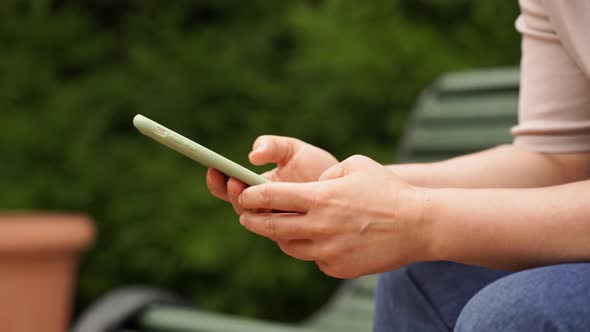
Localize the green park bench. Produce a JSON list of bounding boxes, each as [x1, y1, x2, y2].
[[73, 67, 520, 332]]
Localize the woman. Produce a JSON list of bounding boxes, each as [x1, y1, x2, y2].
[[206, 0, 590, 330]]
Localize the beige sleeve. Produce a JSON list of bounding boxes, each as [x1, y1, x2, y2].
[[511, 0, 590, 153]]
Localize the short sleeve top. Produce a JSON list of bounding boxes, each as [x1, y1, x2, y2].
[[511, 0, 590, 152]]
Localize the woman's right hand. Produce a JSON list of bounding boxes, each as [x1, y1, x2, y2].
[[206, 135, 338, 214]]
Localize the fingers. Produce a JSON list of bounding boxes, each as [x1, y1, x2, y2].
[[207, 168, 251, 214], [227, 177, 248, 215], [206, 168, 229, 201], [319, 155, 379, 181], [249, 135, 302, 166], [240, 212, 326, 240], [239, 182, 318, 212]]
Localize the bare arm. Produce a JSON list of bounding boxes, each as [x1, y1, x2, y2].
[[235, 154, 590, 278], [392, 145, 590, 271], [387, 144, 590, 188], [426, 180, 590, 271]]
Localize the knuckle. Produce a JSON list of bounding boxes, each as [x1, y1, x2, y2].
[[277, 241, 291, 255], [310, 185, 332, 209], [207, 186, 221, 199], [313, 223, 331, 238], [272, 137, 294, 163], [205, 173, 214, 188], [253, 135, 270, 148], [261, 170, 278, 182], [326, 266, 343, 278], [347, 154, 369, 164], [326, 263, 355, 279], [207, 177, 222, 193], [258, 185, 273, 206], [280, 241, 304, 258], [232, 205, 243, 215], [316, 261, 330, 275], [239, 214, 249, 228], [263, 214, 277, 237], [227, 188, 236, 201], [318, 244, 340, 262], [316, 261, 347, 279]]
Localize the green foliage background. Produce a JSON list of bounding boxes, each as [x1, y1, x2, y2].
[[0, 0, 520, 322]]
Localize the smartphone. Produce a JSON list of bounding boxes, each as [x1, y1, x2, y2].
[[133, 114, 269, 186]]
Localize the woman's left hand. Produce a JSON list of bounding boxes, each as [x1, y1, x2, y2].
[[238, 155, 434, 279]]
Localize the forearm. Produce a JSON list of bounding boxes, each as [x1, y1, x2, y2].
[[388, 144, 590, 188], [423, 180, 590, 271]]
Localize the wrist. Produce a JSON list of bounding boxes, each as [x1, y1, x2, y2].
[[420, 188, 454, 263], [388, 164, 434, 187], [396, 185, 439, 263]]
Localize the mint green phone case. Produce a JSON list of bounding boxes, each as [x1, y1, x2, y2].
[[133, 114, 269, 186]]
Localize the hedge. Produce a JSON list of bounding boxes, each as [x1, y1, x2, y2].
[[0, 0, 519, 322]]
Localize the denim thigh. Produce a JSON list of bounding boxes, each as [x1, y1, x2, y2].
[[374, 261, 509, 332], [455, 262, 590, 332]]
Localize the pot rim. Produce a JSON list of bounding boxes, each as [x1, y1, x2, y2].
[[0, 212, 95, 253]]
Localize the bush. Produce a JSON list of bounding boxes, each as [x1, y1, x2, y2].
[[0, 0, 520, 322]]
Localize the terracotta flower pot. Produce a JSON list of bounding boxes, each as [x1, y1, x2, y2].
[[0, 213, 94, 332]]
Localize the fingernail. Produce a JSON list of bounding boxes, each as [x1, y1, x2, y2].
[[239, 214, 246, 226]]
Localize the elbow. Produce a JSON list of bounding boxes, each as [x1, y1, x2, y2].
[[542, 151, 590, 183]]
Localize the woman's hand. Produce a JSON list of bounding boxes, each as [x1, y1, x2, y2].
[[206, 135, 338, 214], [237, 155, 432, 279]]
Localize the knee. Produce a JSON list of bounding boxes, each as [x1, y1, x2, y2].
[[455, 264, 590, 332], [454, 281, 545, 332]]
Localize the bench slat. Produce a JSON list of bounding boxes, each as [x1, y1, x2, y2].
[[406, 124, 514, 153], [141, 308, 304, 332], [434, 67, 519, 93], [415, 93, 518, 122]]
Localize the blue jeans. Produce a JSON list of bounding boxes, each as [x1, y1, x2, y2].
[[374, 261, 590, 331]]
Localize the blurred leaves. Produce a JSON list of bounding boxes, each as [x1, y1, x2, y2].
[[0, 0, 519, 322]]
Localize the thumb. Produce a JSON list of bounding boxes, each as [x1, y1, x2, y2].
[[249, 135, 302, 166], [318, 155, 377, 181]]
